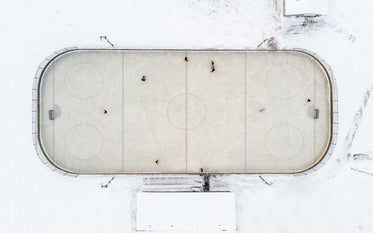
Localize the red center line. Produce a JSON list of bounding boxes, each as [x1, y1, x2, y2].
[[185, 51, 188, 173]]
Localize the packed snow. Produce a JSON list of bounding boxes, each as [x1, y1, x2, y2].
[[0, 0, 372, 232]]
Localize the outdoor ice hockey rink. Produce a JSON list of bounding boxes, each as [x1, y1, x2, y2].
[[34, 49, 335, 175]]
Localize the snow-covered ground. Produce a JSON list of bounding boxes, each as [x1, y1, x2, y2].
[[0, 0, 372, 232]]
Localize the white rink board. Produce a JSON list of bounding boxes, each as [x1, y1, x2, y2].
[[136, 192, 236, 233], [38, 49, 333, 174]]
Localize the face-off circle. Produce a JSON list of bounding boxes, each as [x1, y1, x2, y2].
[[64, 63, 104, 99], [167, 93, 206, 130], [265, 63, 304, 100], [64, 123, 104, 161], [265, 124, 304, 161]]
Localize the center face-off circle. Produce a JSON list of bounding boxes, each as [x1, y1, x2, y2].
[[64, 123, 104, 161], [265, 63, 304, 99], [167, 93, 206, 130], [265, 124, 304, 161], [64, 63, 104, 99]]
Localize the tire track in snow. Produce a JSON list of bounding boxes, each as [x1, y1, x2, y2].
[[344, 85, 373, 160]]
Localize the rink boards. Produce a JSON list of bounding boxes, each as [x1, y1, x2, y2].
[[34, 49, 336, 175]]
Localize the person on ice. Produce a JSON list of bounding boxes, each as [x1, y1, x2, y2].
[[184, 57, 188, 62], [211, 60, 215, 72]]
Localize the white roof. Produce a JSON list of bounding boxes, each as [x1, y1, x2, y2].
[[284, 0, 328, 16], [136, 192, 236, 232]]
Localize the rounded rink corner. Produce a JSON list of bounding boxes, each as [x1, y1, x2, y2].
[[32, 48, 338, 177]]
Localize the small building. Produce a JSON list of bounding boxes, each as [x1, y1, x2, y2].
[[284, 0, 328, 17]]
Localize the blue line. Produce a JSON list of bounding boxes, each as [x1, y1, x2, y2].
[[244, 52, 247, 171], [122, 51, 124, 172]]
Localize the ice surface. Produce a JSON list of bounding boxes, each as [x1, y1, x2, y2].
[[38, 50, 332, 174]]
